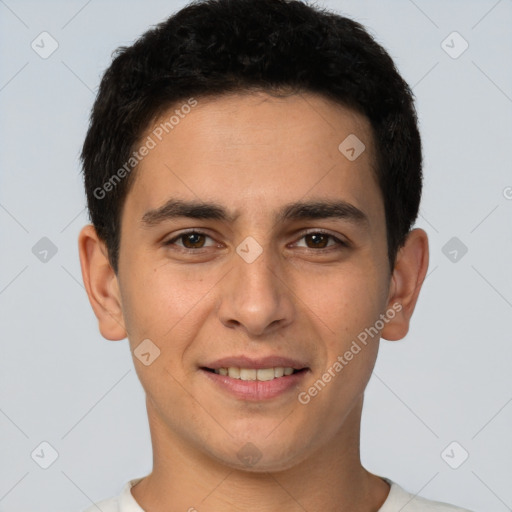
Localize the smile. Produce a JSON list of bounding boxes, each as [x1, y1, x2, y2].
[[201, 366, 309, 400], [211, 367, 300, 381]]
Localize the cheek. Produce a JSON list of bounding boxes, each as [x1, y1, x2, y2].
[[294, 261, 385, 342], [296, 266, 384, 422], [119, 258, 219, 349]]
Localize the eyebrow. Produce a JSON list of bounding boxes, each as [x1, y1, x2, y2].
[[140, 198, 369, 228]]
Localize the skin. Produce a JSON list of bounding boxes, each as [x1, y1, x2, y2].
[[79, 91, 429, 511]]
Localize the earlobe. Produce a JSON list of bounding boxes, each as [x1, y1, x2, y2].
[[381, 228, 429, 341], [78, 224, 127, 341]]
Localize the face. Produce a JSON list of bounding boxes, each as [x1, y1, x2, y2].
[[113, 92, 395, 471]]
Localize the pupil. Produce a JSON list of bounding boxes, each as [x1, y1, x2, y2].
[[308, 234, 327, 248], [185, 233, 204, 248]]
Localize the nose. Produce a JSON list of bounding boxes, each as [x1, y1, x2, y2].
[[217, 243, 295, 337]]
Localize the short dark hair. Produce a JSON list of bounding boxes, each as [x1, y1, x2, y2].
[[81, 0, 422, 274]]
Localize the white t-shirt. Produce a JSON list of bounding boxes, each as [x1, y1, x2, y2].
[[82, 476, 473, 511]]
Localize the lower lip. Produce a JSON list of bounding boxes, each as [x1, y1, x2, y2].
[[200, 368, 308, 401]]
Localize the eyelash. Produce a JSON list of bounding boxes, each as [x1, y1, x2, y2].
[[163, 229, 348, 252]]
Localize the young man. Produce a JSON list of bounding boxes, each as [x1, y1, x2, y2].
[[78, 0, 472, 510]]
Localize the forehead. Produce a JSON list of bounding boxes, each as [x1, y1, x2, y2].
[[124, 92, 383, 228]]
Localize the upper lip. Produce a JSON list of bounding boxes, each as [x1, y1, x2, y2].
[[202, 355, 309, 370]]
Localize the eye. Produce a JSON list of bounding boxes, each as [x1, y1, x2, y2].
[[294, 231, 347, 249], [164, 231, 216, 249]]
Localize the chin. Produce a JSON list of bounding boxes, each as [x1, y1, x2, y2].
[[205, 434, 313, 474]]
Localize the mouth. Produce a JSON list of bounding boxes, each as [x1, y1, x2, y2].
[[199, 357, 310, 401], [201, 366, 307, 381]]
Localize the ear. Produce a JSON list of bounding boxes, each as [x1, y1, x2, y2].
[[381, 228, 429, 341], [78, 224, 127, 341]]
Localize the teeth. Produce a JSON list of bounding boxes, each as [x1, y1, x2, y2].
[[213, 367, 298, 380], [274, 367, 284, 378], [239, 368, 257, 381], [257, 368, 275, 381], [228, 367, 240, 378]]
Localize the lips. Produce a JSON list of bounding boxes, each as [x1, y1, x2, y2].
[[202, 355, 309, 371], [200, 355, 310, 400]]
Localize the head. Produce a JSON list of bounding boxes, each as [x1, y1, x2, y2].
[[79, 0, 428, 472], [82, 0, 422, 275]]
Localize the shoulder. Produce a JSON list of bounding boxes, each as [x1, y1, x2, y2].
[[379, 479, 474, 512], [80, 476, 145, 512]]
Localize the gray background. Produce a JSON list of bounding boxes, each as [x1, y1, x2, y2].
[[0, 0, 511, 510]]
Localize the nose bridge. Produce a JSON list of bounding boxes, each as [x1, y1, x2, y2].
[[237, 244, 279, 300], [218, 238, 294, 335]]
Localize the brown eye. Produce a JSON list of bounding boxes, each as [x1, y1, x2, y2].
[[180, 232, 206, 248], [165, 231, 216, 250], [304, 233, 330, 248], [294, 231, 347, 250]]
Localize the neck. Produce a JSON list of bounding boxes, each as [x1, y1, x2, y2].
[[131, 396, 390, 512]]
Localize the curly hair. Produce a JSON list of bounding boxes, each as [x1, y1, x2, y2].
[[81, 0, 422, 273]]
